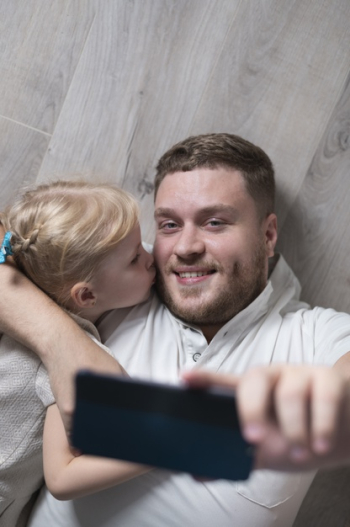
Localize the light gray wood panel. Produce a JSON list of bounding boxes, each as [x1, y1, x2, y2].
[[277, 72, 350, 312], [189, 0, 350, 228], [0, 117, 50, 209], [293, 467, 350, 527], [36, 0, 241, 242], [0, 0, 95, 133]]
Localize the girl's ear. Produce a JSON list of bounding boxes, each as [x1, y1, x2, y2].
[[70, 282, 97, 309]]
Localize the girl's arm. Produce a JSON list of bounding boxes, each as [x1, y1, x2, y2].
[[0, 226, 124, 435], [43, 403, 150, 500]]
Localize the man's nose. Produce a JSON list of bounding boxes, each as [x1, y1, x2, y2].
[[173, 225, 205, 258]]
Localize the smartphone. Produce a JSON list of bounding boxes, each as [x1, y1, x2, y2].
[[72, 371, 254, 481]]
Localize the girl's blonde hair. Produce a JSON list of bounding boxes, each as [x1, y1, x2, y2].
[[0, 180, 139, 306]]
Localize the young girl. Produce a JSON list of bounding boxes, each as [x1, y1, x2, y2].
[[0, 180, 155, 527]]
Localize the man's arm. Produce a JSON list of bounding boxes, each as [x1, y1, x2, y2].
[[0, 261, 123, 435], [183, 360, 350, 472]]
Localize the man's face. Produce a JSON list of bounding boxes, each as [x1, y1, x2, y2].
[[153, 167, 277, 338]]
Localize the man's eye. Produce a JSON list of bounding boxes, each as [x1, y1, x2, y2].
[[159, 221, 178, 230], [207, 219, 224, 227]]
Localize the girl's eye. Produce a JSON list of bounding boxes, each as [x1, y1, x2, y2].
[[131, 253, 141, 264]]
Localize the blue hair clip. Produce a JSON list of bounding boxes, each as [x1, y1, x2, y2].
[[0, 231, 13, 263]]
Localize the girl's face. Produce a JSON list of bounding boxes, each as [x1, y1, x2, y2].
[[91, 224, 155, 311]]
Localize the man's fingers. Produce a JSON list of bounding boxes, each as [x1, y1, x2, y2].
[[310, 368, 345, 454], [182, 370, 239, 391], [236, 366, 280, 443], [273, 367, 347, 458], [274, 369, 311, 460], [183, 365, 350, 467]]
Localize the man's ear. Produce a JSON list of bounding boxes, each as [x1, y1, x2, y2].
[[70, 282, 97, 309], [264, 213, 278, 258]]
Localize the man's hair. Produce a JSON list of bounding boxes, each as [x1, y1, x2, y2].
[[154, 133, 275, 219], [0, 180, 139, 306]]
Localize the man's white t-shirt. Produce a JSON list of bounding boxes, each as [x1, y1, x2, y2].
[[28, 255, 350, 527]]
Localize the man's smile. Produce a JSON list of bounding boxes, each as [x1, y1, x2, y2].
[[172, 268, 217, 285], [176, 269, 216, 278]]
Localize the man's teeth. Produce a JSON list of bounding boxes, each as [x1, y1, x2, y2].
[[179, 271, 208, 278]]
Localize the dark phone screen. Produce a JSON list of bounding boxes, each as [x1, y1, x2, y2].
[[72, 371, 254, 481]]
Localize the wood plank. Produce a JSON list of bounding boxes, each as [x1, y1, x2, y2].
[[189, 0, 350, 227], [0, 117, 50, 210], [0, 0, 95, 133], [293, 467, 350, 527], [277, 72, 350, 312], [36, 0, 241, 242]]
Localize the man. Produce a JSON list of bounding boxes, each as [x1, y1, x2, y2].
[[1, 133, 350, 527]]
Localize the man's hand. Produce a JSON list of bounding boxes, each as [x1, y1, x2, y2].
[[183, 365, 350, 472]]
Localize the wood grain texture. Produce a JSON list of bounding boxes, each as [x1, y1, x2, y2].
[[189, 0, 350, 227], [0, 1, 349, 525], [277, 72, 350, 311], [293, 467, 350, 527], [0, 0, 95, 133], [36, 0, 241, 242], [0, 116, 50, 210]]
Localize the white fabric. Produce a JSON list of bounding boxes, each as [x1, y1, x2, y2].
[[28, 255, 350, 527], [0, 335, 53, 527], [0, 315, 106, 527]]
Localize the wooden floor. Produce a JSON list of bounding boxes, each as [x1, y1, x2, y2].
[[0, 1, 350, 525]]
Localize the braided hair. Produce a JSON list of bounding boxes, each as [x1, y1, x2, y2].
[[0, 180, 139, 306]]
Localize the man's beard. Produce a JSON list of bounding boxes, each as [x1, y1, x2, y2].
[[156, 242, 267, 328]]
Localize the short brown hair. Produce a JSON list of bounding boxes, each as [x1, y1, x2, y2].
[[154, 133, 275, 219]]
